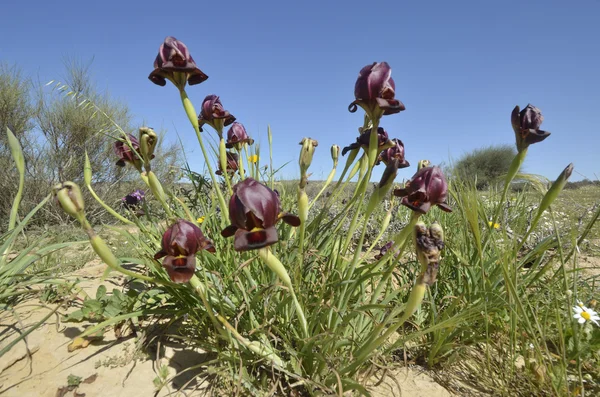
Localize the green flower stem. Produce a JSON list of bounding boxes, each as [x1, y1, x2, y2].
[[78, 217, 157, 284], [369, 212, 421, 304], [6, 127, 24, 232], [344, 279, 428, 376], [236, 147, 246, 179], [84, 183, 134, 225], [297, 187, 309, 272], [364, 202, 394, 257], [84, 153, 133, 224], [188, 275, 232, 342], [179, 89, 229, 221], [216, 313, 285, 368], [147, 171, 173, 217], [308, 162, 337, 210], [258, 248, 308, 338], [219, 137, 233, 194], [243, 146, 254, 179], [268, 125, 274, 189], [319, 148, 358, 213], [517, 163, 573, 254], [342, 154, 370, 252], [492, 148, 528, 225]]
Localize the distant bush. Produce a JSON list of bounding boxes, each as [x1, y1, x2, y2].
[[565, 179, 600, 190], [451, 144, 516, 189]]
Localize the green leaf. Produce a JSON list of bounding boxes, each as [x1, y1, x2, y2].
[[95, 285, 107, 300]]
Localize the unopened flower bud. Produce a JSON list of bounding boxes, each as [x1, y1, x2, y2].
[[139, 127, 158, 164], [537, 163, 574, 216], [331, 144, 340, 167], [299, 138, 318, 187], [417, 159, 430, 170], [52, 182, 85, 219]]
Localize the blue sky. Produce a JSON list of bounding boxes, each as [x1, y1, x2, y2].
[[2, 0, 599, 182]]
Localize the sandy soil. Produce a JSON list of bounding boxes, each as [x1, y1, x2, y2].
[[0, 263, 454, 397]]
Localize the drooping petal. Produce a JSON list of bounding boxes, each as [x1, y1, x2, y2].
[[162, 254, 196, 283], [233, 226, 279, 251]]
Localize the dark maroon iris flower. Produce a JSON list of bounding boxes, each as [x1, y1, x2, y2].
[[511, 104, 551, 151], [225, 122, 254, 149], [154, 220, 215, 283], [393, 166, 452, 214], [198, 95, 236, 133], [341, 127, 392, 156], [149, 36, 208, 88], [221, 178, 300, 251], [348, 62, 405, 118]]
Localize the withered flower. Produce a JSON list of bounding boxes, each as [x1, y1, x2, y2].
[[414, 222, 445, 285], [348, 62, 405, 119], [154, 220, 215, 283], [374, 241, 401, 260], [394, 166, 452, 214], [225, 122, 254, 149], [511, 104, 551, 151], [341, 127, 392, 156], [221, 178, 300, 251], [198, 95, 236, 133], [216, 152, 239, 176], [377, 138, 410, 168], [376, 138, 410, 187], [148, 36, 208, 89]]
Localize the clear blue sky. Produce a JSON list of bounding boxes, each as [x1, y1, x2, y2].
[[2, 0, 599, 182]]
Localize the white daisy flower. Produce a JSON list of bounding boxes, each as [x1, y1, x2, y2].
[[573, 305, 600, 326]]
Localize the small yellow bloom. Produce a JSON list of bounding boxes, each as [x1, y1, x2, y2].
[[249, 154, 259, 163], [197, 216, 205, 224], [488, 221, 500, 230]]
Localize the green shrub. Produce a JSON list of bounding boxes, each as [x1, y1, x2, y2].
[[452, 144, 516, 189]]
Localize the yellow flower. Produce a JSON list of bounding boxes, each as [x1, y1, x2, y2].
[[197, 216, 205, 224], [249, 154, 259, 163], [488, 221, 500, 230]]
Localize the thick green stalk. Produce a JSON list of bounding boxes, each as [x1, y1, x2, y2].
[[188, 276, 232, 342], [179, 89, 229, 221], [268, 125, 274, 189], [492, 148, 528, 225], [297, 187, 309, 272], [218, 137, 233, 194], [369, 212, 421, 303], [236, 147, 246, 179], [147, 171, 172, 217], [308, 165, 337, 210], [216, 314, 285, 368], [6, 128, 25, 231], [344, 280, 428, 376], [258, 248, 308, 338], [79, 217, 157, 283]]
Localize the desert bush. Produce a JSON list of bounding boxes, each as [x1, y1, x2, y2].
[[452, 144, 516, 190], [0, 60, 182, 227]]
